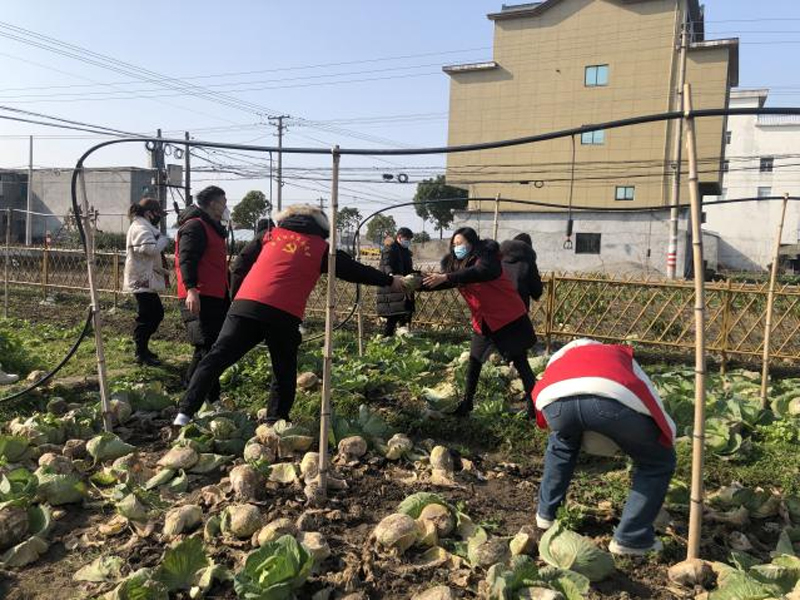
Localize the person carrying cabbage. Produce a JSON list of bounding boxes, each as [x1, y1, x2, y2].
[[173, 204, 406, 427], [423, 226, 537, 417], [531, 338, 677, 556]]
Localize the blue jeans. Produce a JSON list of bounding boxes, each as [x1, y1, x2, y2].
[[537, 395, 676, 548]]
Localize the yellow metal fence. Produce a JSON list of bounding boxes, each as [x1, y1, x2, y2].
[[4, 246, 800, 363]]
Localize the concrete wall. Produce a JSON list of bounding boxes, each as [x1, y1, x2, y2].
[[705, 90, 800, 271], [27, 168, 156, 241], [444, 0, 734, 215], [0, 171, 28, 243], [450, 208, 701, 276]]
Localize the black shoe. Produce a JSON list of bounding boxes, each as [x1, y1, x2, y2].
[[146, 350, 161, 361], [135, 354, 162, 367], [452, 399, 473, 417]]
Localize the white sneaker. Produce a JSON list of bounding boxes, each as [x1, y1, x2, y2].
[[396, 326, 412, 338], [172, 413, 191, 427], [536, 514, 555, 530], [609, 538, 663, 556]]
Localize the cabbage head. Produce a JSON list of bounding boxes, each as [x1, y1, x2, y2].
[[233, 535, 313, 600], [538, 521, 614, 582]]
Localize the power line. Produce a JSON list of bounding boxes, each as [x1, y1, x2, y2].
[[0, 46, 494, 94], [0, 104, 139, 137], [0, 62, 451, 101], [0, 113, 134, 137], [0, 21, 413, 148]]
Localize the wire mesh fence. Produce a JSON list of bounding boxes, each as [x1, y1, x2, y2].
[[4, 244, 800, 363]]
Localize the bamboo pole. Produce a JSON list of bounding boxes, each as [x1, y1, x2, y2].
[[720, 278, 733, 375], [4, 209, 9, 318], [760, 193, 789, 410], [112, 252, 120, 309], [42, 247, 49, 301], [78, 174, 113, 433], [684, 84, 707, 562], [545, 273, 557, 354], [316, 146, 340, 499], [492, 193, 501, 240], [356, 232, 364, 357]]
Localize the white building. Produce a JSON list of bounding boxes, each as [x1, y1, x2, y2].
[[705, 89, 800, 271]]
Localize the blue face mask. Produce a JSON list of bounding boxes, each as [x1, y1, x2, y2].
[[453, 244, 470, 260], [399, 239, 411, 249]]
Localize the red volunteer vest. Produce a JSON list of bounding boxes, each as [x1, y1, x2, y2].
[[458, 269, 527, 333], [531, 344, 675, 447], [175, 218, 228, 299], [234, 227, 328, 319]]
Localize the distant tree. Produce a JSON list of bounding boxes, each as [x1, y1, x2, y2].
[[365, 214, 397, 245], [337, 206, 362, 234], [413, 176, 468, 239], [415, 230, 432, 243], [231, 190, 267, 232]]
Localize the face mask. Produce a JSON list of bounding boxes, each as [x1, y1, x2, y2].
[[149, 214, 161, 226], [453, 244, 470, 260], [221, 207, 231, 227], [399, 239, 411, 249]]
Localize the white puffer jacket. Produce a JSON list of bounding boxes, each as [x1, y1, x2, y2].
[[124, 216, 170, 294]]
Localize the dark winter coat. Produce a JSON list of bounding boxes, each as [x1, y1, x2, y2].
[[229, 213, 392, 325], [435, 239, 536, 358], [175, 206, 230, 344], [176, 205, 229, 294], [376, 241, 415, 318], [499, 239, 543, 311]]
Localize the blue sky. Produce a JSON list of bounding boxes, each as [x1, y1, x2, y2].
[[1, 0, 799, 232]]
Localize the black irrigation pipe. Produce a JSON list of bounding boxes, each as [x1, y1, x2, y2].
[[2, 105, 778, 396], [68, 107, 800, 166], [68, 106, 800, 249], [336, 194, 800, 338], [355, 195, 800, 230], [0, 305, 94, 404]]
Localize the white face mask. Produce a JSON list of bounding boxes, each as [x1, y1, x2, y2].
[[221, 207, 231, 227]]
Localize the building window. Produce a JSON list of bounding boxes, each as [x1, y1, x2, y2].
[[725, 131, 732, 144], [758, 186, 772, 199], [581, 130, 605, 145], [722, 160, 730, 173], [575, 233, 601, 255], [760, 157, 774, 172], [585, 65, 609, 87], [615, 186, 635, 201]]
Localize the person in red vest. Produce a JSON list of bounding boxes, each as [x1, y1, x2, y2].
[[173, 204, 406, 427], [531, 339, 677, 556], [423, 227, 537, 417], [174, 186, 230, 410]]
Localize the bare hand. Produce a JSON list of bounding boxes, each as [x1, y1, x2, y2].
[[389, 275, 405, 293], [423, 273, 448, 289], [185, 288, 201, 316]]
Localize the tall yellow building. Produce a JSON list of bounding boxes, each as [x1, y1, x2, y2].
[[445, 0, 738, 208], [443, 0, 739, 273]]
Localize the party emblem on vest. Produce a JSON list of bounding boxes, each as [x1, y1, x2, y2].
[[269, 232, 313, 257]]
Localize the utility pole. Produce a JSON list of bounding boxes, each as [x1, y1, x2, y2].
[[184, 131, 192, 206], [25, 136, 32, 246], [268, 151, 274, 211], [667, 19, 689, 279], [269, 115, 290, 212], [318, 197, 326, 210], [149, 129, 167, 234]]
